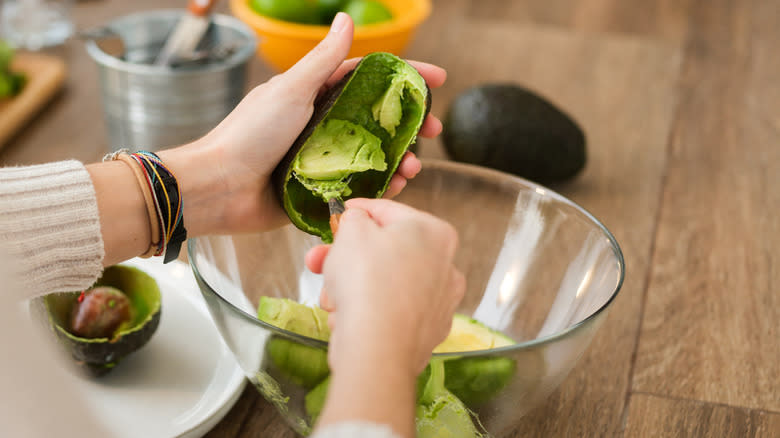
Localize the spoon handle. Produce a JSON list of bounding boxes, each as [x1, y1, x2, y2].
[[328, 198, 345, 236], [189, 0, 219, 17]]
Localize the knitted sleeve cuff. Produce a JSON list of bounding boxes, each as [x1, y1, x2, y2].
[[311, 421, 401, 438], [0, 160, 105, 299]]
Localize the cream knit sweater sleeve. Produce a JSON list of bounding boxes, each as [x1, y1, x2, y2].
[[0, 160, 401, 438], [0, 160, 104, 299]]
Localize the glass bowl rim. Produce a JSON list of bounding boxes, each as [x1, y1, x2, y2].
[[187, 158, 625, 358]]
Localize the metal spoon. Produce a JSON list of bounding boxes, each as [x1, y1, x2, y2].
[[168, 43, 240, 68], [328, 197, 345, 235]]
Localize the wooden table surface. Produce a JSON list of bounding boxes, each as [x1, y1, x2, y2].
[[2, 1, 777, 437]]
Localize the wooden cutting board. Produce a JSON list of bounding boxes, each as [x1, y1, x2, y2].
[[0, 52, 66, 148]]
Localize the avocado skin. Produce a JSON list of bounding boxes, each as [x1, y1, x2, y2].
[[43, 265, 162, 377], [273, 53, 432, 242], [442, 84, 585, 184], [273, 70, 354, 199], [57, 311, 161, 377]]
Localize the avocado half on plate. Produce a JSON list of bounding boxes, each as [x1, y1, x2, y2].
[[273, 52, 431, 242], [43, 265, 162, 377]]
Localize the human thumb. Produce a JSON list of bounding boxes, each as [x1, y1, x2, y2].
[[283, 12, 354, 94]]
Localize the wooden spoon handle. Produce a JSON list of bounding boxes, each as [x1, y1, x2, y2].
[[188, 0, 218, 16]]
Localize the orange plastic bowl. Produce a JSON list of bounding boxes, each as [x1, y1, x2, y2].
[[230, 0, 431, 71]]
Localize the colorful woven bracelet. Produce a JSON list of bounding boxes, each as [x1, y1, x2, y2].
[[133, 151, 187, 264], [105, 149, 162, 258], [104, 149, 187, 263]]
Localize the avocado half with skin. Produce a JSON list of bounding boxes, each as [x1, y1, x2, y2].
[[273, 52, 432, 243], [44, 265, 161, 377]]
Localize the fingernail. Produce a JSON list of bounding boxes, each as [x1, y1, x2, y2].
[[330, 12, 350, 33]]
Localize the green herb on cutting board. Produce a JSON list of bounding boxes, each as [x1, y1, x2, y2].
[[0, 40, 28, 99]]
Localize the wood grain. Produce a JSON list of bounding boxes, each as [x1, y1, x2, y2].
[[438, 0, 693, 44], [632, 0, 780, 412], [624, 393, 780, 438], [407, 13, 681, 435], [231, 393, 299, 438], [0, 1, 777, 437], [204, 388, 260, 438]]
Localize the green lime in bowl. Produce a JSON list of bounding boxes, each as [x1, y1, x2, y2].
[[342, 0, 393, 25]]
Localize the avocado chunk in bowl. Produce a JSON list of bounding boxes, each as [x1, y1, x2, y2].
[[189, 158, 626, 436], [434, 314, 518, 408], [274, 51, 431, 243], [257, 297, 331, 389], [254, 296, 516, 435], [43, 265, 162, 376]]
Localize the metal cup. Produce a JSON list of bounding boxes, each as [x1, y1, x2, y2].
[[86, 10, 257, 152]]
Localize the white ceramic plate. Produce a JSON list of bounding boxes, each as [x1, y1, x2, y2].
[[57, 258, 246, 438]]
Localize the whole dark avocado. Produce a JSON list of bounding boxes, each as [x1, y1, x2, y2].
[[442, 84, 585, 183], [43, 265, 161, 377]]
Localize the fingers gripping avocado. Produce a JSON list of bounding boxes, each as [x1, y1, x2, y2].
[[274, 52, 431, 243]]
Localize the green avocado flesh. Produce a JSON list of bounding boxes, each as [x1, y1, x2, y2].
[[292, 119, 387, 200], [275, 52, 430, 243], [434, 314, 515, 353], [416, 360, 484, 438], [372, 70, 425, 136], [43, 265, 161, 377], [306, 359, 484, 437], [257, 297, 516, 434], [258, 297, 330, 388], [434, 314, 517, 407]]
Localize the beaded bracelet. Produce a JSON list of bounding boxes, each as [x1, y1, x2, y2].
[[105, 149, 188, 263]]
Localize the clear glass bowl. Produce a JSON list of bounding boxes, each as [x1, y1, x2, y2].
[[188, 159, 625, 436]]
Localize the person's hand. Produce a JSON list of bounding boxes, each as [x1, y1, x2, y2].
[[305, 198, 465, 376], [160, 12, 446, 236], [305, 198, 464, 437]]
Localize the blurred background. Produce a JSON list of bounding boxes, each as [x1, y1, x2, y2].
[[0, 1, 777, 437]]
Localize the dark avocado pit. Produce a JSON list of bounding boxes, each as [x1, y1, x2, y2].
[[273, 52, 432, 243], [44, 265, 161, 377], [69, 286, 133, 339], [442, 83, 586, 184]]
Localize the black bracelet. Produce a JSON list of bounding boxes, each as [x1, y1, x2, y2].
[[134, 151, 188, 264]]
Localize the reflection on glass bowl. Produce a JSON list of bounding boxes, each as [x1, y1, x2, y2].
[[188, 159, 625, 436]]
